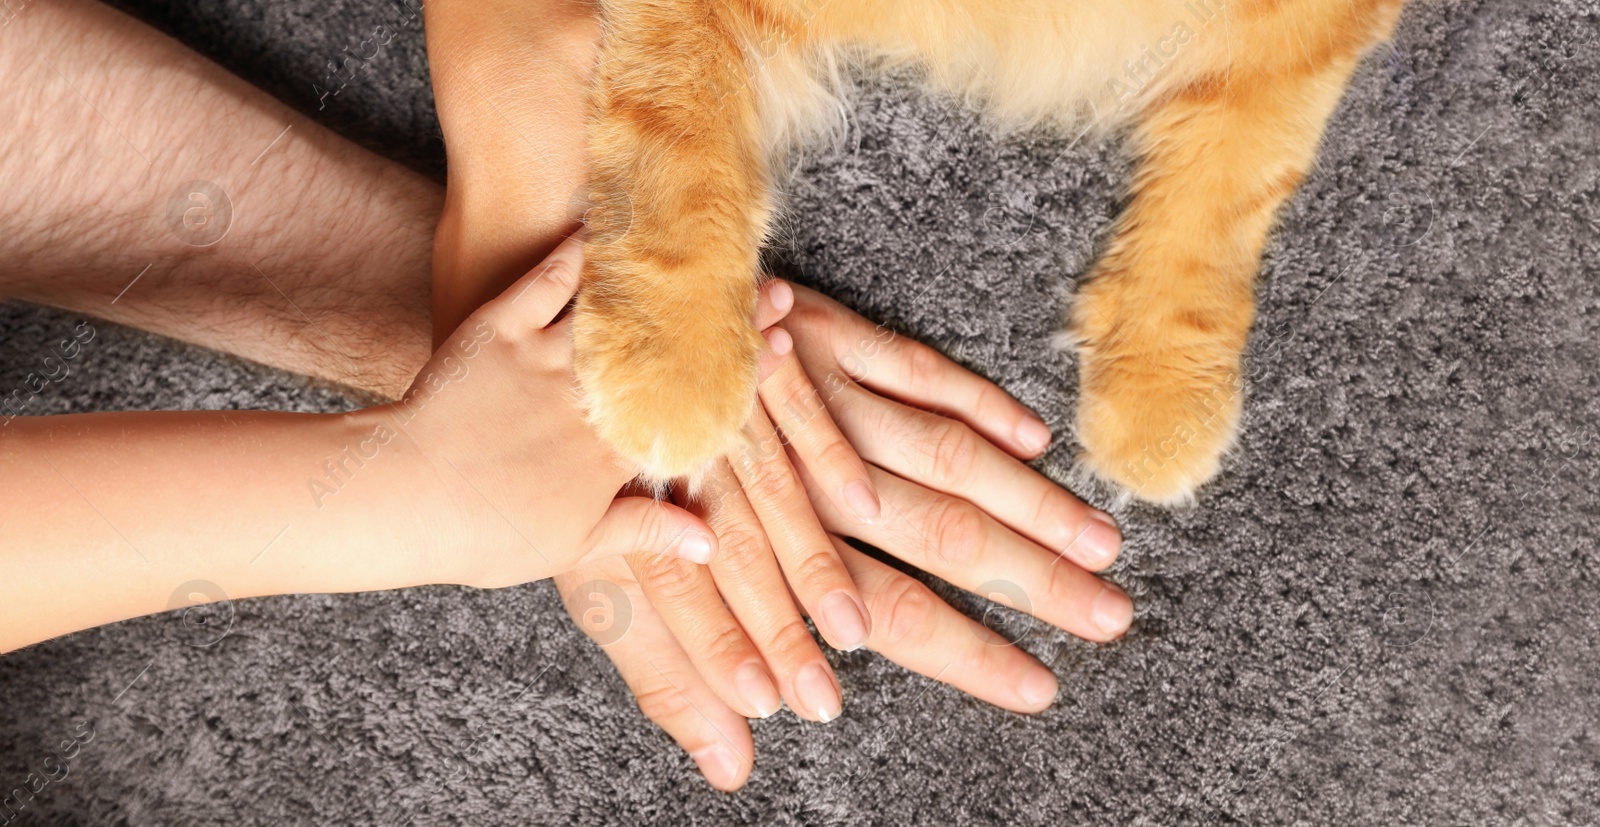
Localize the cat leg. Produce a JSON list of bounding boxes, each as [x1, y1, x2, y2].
[[1068, 46, 1382, 504], [576, 0, 774, 482]]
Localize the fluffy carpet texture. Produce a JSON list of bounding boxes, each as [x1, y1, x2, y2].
[[2, 0, 1597, 823]]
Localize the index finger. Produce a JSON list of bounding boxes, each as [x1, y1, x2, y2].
[[761, 349, 881, 525], [789, 285, 1053, 460]]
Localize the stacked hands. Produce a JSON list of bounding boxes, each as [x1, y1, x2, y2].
[[420, 0, 1133, 791], [0, 0, 1130, 796]]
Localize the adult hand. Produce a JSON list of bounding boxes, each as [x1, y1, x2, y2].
[[426, 0, 856, 753], [556, 283, 1131, 790], [424, 0, 1131, 789]]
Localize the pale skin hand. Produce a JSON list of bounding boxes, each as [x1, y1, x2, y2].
[[2, 0, 1132, 790], [425, 0, 873, 721], [425, 1, 886, 641], [557, 285, 1131, 789]]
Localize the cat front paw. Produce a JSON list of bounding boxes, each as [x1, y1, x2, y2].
[[1072, 353, 1243, 504], [1066, 282, 1248, 504], [573, 271, 764, 485]]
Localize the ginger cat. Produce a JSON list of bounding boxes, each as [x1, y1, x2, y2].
[[573, 0, 1407, 503]]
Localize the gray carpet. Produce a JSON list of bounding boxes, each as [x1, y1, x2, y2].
[[3, 0, 1598, 823]]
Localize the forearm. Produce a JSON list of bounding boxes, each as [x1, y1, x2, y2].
[[0, 406, 439, 652], [0, 0, 439, 397], [424, 0, 598, 335]]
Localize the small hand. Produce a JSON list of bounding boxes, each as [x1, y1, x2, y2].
[[373, 234, 720, 587]]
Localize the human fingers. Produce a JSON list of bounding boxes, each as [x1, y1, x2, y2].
[[753, 279, 794, 330], [831, 538, 1060, 714], [759, 348, 882, 525], [803, 465, 1134, 643], [784, 283, 1052, 459], [728, 410, 872, 653], [696, 461, 844, 723], [579, 496, 717, 566], [818, 381, 1120, 572], [626, 550, 779, 721], [758, 326, 793, 382], [755, 280, 796, 380], [555, 562, 756, 792], [502, 230, 585, 329]]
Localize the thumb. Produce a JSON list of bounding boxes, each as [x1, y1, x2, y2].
[[581, 497, 718, 567], [503, 230, 585, 329]]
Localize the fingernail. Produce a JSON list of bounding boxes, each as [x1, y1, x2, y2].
[[794, 662, 843, 723], [690, 745, 741, 790], [1091, 584, 1134, 638], [762, 326, 793, 356], [769, 280, 794, 314], [1017, 667, 1059, 710], [843, 479, 880, 524], [677, 533, 714, 565], [734, 662, 782, 719], [818, 590, 871, 651], [1068, 514, 1122, 569], [1015, 416, 1052, 456]]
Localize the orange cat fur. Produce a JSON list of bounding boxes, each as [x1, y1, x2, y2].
[[574, 0, 1407, 503]]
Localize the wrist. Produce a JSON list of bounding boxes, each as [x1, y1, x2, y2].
[[328, 404, 475, 588]]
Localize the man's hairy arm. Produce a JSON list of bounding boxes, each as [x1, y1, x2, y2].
[[0, 0, 440, 397]]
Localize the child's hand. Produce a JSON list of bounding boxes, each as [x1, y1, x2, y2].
[[357, 233, 719, 587], [0, 234, 725, 653]]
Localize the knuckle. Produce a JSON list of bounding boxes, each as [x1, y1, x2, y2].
[[787, 546, 845, 595], [762, 616, 821, 661], [905, 341, 946, 387], [636, 556, 705, 605], [787, 296, 832, 333], [875, 576, 940, 648], [1041, 558, 1085, 609], [814, 436, 861, 478], [619, 505, 681, 561], [633, 682, 696, 725], [634, 507, 674, 553], [696, 474, 743, 519], [775, 367, 824, 415], [923, 497, 985, 568], [743, 454, 798, 503], [924, 420, 980, 486], [700, 624, 754, 668], [1031, 486, 1072, 533], [952, 632, 1001, 677], [971, 382, 1002, 420], [537, 254, 581, 294], [710, 526, 770, 576], [475, 309, 533, 354]]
